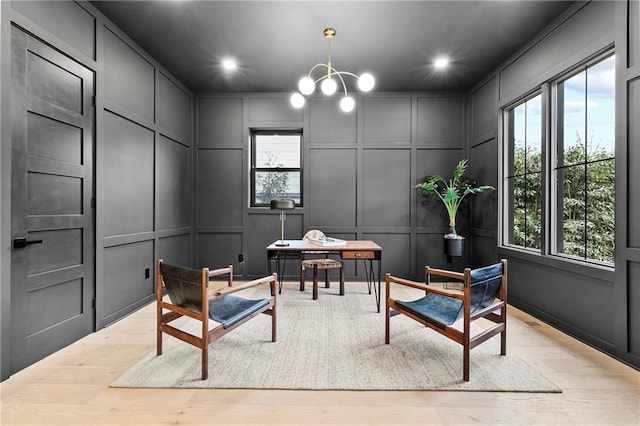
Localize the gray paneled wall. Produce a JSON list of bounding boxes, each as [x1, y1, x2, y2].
[[99, 22, 192, 327], [195, 97, 246, 273], [103, 240, 155, 321], [627, 0, 640, 363], [631, 0, 639, 69], [158, 135, 190, 230], [363, 97, 412, 143], [470, 77, 496, 141], [630, 80, 640, 248], [1, 0, 193, 378], [309, 98, 357, 143], [158, 73, 192, 141], [417, 97, 464, 146], [469, 76, 498, 267], [103, 28, 155, 122], [362, 149, 411, 227], [10, 0, 96, 59], [197, 149, 243, 227], [103, 112, 155, 237], [499, 1, 614, 103], [507, 255, 616, 344], [308, 148, 357, 227], [195, 93, 467, 281], [468, 0, 639, 369]]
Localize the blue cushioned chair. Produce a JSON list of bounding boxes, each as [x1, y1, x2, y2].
[[385, 259, 507, 381], [156, 259, 277, 380]]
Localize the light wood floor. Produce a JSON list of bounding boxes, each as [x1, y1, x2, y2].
[[1, 282, 639, 425]]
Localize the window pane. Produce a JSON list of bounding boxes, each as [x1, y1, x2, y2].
[[585, 159, 615, 263], [559, 164, 586, 258], [255, 134, 301, 168], [504, 94, 542, 250], [526, 96, 542, 173], [509, 175, 525, 246], [561, 71, 586, 167], [513, 104, 526, 176], [525, 171, 542, 249], [554, 54, 615, 264], [255, 171, 301, 204], [586, 55, 615, 160]]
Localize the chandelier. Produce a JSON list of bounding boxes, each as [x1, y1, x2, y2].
[[290, 27, 375, 113]]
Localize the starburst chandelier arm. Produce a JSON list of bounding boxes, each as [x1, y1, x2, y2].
[[307, 63, 329, 79], [335, 71, 359, 79], [332, 70, 351, 96]]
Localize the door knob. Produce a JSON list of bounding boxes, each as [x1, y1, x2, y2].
[[13, 238, 43, 249]]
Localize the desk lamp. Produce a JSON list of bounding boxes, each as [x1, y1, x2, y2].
[[270, 199, 295, 246]]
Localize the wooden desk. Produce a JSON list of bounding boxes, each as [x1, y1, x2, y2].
[[266, 240, 383, 312]]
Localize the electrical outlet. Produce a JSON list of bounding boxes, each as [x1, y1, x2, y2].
[[238, 253, 244, 263]]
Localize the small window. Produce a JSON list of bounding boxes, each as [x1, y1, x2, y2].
[[250, 130, 302, 207]]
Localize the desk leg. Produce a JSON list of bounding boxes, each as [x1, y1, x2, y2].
[[377, 259, 381, 313], [362, 260, 372, 294], [362, 259, 382, 313], [267, 255, 286, 294], [370, 259, 381, 313]]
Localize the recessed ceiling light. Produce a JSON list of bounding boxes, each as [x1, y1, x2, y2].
[[222, 58, 237, 71], [434, 57, 449, 69]]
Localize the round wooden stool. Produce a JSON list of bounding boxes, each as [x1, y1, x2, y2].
[[300, 258, 344, 300]]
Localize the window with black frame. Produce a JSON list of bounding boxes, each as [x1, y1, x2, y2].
[[553, 53, 615, 264], [504, 93, 543, 251], [250, 130, 303, 207], [501, 51, 615, 266]]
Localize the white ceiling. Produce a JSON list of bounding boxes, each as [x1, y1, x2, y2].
[[91, 0, 576, 93]]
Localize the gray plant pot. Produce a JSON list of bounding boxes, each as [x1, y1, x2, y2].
[[444, 236, 464, 257]]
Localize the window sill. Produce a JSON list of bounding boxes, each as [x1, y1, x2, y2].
[[497, 245, 615, 282]]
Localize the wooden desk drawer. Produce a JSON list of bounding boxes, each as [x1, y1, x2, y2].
[[342, 250, 375, 259]]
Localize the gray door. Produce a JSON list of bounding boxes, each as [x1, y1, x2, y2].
[[10, 26, 95, 374]]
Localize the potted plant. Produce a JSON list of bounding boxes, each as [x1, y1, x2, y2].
[[414, 159, 494, 257]]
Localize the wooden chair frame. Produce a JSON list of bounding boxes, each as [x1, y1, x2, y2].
[[385, 259, 507, 381], [156, 259, 277, 380]]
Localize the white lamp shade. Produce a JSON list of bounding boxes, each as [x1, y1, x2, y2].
[[298, 76, 315, 95], [321, 78, 337, 95], [340, 96, 355, 112], [358, 73, 375, 92], [290, 92, 305, 109]]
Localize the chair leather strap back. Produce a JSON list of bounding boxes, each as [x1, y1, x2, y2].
[[159, 262, 204, 314], [469, 262, 503, 312]]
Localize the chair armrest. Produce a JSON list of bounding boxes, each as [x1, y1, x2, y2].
[[208, 266, 233, 278], [425, 267, 465, 281], [386, 274, 463, 300], [212, 274, 276, 296]]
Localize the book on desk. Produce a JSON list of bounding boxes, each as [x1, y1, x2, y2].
[[306, 237, 347, 247]]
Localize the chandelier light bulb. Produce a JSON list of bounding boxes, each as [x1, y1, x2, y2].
[[298, 76, 315, 95], [340, 96, 355, 112], [358, 73, 375, 92], [321, 78, 337, 95], [290, 92, 305, 109]]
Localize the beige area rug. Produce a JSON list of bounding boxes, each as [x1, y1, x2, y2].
[[111, 285, 561, 392]]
